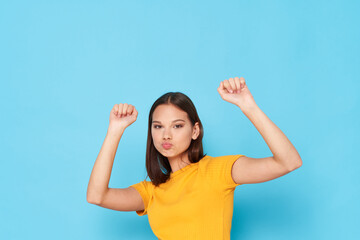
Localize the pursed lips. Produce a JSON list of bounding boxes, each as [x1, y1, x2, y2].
[[162, 143, 172, 149]]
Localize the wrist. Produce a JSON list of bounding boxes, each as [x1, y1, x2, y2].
[[237, 102, 259, 114], [107, 126, 126, 137]]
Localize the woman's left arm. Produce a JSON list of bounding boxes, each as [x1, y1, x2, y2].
[[217, 77, 302, 171], [240, 104, 302, 170]]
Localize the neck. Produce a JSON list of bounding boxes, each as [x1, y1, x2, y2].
[[168, 152, 191, 173]]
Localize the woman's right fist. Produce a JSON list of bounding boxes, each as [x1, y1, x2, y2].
[[109, 103, 138, 132]]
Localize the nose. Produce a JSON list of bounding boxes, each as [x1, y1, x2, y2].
[[162, 127, 172, 140]]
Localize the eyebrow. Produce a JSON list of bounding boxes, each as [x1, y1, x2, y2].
[[152, 119, 185, 124]]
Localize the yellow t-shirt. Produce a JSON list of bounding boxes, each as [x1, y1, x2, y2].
[[130, 154, 245, 240]]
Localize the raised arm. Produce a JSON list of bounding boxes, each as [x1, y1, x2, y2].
[[86, 128, 125, 204], [218, 77, 302, 184], [86, 103, 139, 204]]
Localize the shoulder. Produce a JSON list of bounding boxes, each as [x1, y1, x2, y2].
[[130, 179, 155, 193], [199, 154, 243, 168], [199, 154, 245, 189]]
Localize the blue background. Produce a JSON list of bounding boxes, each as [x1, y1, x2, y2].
[[1, 0, 359, 239]]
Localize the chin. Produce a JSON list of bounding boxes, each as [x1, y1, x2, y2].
[[158, 149, 179, 158], [160, 151, 174, 157], [156, 148, 172, 157]]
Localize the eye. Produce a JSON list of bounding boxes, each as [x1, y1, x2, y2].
[[153, 124, 183, 129]]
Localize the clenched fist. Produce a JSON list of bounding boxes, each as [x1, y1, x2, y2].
[[108, 103, 138, 133], [217, 77, 257, 112]]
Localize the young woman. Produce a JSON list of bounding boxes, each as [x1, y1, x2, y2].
[[87, 77, 302, 239]]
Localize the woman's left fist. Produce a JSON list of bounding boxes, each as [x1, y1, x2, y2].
[[217, 77, 257, 111]]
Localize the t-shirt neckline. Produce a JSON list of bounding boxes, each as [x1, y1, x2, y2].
[[170, 162, 197, 178], [169, 156, 208, 179]]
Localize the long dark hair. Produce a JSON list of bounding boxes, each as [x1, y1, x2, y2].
[[144, 92, 206, 187]]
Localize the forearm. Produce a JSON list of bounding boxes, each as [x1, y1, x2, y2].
[[87, 127, 125, 203], [240, 104, 302, 170]]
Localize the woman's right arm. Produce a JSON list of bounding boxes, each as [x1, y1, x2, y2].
[[86, 104, 144, 212], [86, 127, 125, 204]]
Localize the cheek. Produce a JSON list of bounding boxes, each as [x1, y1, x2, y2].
[[151, 131, 164, 148], [178, 129, 193, 143], [151, 131, 159, 142]]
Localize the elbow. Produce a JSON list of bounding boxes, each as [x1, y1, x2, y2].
[[87, 197, 102, 205], [289, 159, 303, 171], [87, 197, 98, 205], [87, 192, 103, 205]]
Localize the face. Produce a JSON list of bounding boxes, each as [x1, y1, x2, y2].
[[151, 104, 199, 159]]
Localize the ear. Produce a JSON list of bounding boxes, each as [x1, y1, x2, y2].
[[192, 122, 200, 140]]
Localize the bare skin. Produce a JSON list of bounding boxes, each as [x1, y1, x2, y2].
[[151, 104, 200, 173]]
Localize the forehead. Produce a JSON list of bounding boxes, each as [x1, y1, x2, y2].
[[152, 104, 188, 121]]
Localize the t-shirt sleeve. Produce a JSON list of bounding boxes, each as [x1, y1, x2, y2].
[[204, 154, 245, 189], [129, 180, 152, 216]]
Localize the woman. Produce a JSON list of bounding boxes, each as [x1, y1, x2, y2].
[[87, 77, 302, 239]]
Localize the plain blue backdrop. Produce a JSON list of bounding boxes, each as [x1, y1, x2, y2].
[[1, 0, 359, 239]]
